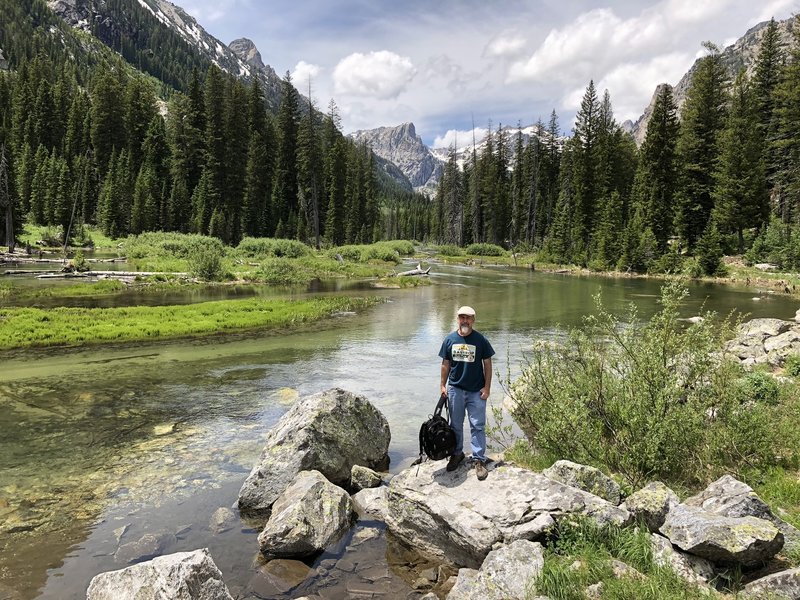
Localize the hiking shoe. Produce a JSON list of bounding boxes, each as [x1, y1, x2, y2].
[[446, 453, 465, 472], [475, 461, 489, 481]]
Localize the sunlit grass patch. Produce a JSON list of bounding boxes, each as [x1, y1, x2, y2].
[[0, 296, 381, 349]]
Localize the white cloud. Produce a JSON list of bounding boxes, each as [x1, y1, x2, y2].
[[432, 127, 489, 149], [292, 60, 321, 87], [333, 51, 416, 100], [484, 31, 527, 58]]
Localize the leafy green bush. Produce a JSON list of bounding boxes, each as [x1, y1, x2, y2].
[[235, 237, 313, 259], [124, 232, 225, 260], [189, 247, 226, 281], [649, 250, 684, 275], [785, 354, 800, 377], [245, 258, 311, 284], [465, 242, 505, 256], [737, 371, 780, 405], [509, 281, 772, 487], [378, 240, 415, 255], [327, 243, 401, 264], [681, 256, 703, 279], [437, 244, 465, 257]]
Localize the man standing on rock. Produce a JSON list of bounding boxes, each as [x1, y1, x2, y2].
[[439, 305, 495, 480]]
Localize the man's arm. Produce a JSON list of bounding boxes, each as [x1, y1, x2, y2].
[[440, 359, 450, 396], [480, 357, 492, 400]]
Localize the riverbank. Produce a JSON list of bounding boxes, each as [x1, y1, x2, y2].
[[0, 296, 382, 349]]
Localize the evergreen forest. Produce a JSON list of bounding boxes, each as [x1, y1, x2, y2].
[[1, 4, 800, 277]]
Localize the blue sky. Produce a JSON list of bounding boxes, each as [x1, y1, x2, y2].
[[180, 0, 799, 147]]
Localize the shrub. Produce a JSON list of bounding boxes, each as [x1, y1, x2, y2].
[[124, 232, 225, 261], [465, 242, 505, 256], [189, 247, 226, 281], [378, 240, 415, 255], [235, 237, 312, 259], [737, 371, 780, 405], [246, 258, 310, 285], [436, 244, 465, 257], [327, 244, 401, 264], [785, 354, 800, 377], [509, 281, 763, 487]]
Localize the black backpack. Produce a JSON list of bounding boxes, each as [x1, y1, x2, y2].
[[418, 393, 457, 461]]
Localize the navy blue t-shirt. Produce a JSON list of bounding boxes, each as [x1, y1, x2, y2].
[[438, 330, 495, 392]]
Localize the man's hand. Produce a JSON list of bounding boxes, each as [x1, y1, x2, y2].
[[480, 387, 490, 400], [441, 385, 448, 397]]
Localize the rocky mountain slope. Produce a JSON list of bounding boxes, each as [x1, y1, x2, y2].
[[350, 123, 443, 192], [47, 0, 282, 110], [626, 17, 796, 145]]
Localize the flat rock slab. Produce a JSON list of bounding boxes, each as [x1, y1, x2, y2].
[[385, 460, 629, 568], [742, 566, 800, 599], [543, 460, 621, 505]]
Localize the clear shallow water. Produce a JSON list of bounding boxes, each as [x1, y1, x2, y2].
[[0, 264, 797, 599]]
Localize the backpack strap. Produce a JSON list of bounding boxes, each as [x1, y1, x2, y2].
[[435, 392, 448, 417]]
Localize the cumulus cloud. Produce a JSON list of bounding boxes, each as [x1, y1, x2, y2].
[[484, 31, 527, 59], [432, 127, 489, 149], [505, 0, 737, 86], [292, 61, 321, 87], [333, 51, 416, 100]]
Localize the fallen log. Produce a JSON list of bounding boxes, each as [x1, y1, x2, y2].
[[397, 264, 431, 276]]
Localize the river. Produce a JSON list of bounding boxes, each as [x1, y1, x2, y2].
[[0, 264, 797, 599]]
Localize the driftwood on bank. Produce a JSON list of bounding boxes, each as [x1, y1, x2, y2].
[[396, 264, 431, 277], [3, 269, 187, 279]]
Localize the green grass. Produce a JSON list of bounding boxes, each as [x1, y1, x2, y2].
[[0, 296, 381, 349], [0, 280, 127, 300], [16, 224, 119, 250]]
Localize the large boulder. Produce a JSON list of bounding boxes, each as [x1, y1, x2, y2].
[[238, 388, 390, 514], [385, 460, 629, 568], [742, 567, 800, 599], [621, 481, 679, 532], [86, 548, 233, 600], [659, 504, 783, 567], [257, 470, 355, 557], [446, 540, 546, 600], [543, 460, 622, 505], [685, 475, 800, 553]]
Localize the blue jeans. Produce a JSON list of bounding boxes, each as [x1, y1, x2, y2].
[[447, 386, 487, 463]]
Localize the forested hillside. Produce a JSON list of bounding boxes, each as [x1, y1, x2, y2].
[[1, 2, 799, 278], [434, 18, 800, 275], [0, 0, 427, 251]]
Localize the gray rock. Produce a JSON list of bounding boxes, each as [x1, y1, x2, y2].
[[445, 540, 545, 600], [621, 481, 679, 532], [737, 319, 792, 339], [257, 470, 355, 557], [352, 486, 389, 521], [685, 475, 800, 553], [650, 533, 716, 587], [238, 388, 390, 514], [742, 567, 800, 599], [87, 548, 233, 599], [659, 504, 783, 567], [765, 329, 800, 353], [114, 530, 176, 564], [543, 460, 622, 505], [385, 460, 629, 568], [209, 507, 236, 534], [351, 464, 383, 491]]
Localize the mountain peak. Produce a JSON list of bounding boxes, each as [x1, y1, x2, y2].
[[229, 38, 265, 70]]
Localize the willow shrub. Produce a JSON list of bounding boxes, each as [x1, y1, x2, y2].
[[510, 281, 794, 488], [465, 242, 505, 256], [234, 237, 313, 259]]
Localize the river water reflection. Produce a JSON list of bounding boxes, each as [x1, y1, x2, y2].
[[0, 264, 797, 599]]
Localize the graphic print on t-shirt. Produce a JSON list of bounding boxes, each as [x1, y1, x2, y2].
[[452, 343, 476, 363]]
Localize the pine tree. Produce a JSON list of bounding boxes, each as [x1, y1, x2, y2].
[[675, 42, 729, 250], [572, 81, 601, 251], [200, 65, 227, 237], [90, 69, 126, 176], [712, 71, 768, 251], [297, 81, 323, 247], [241, 78, 274, 238], [271, 71, 300, 235], [772, 16, 800, 224], [124, 77, 158, 174], [325, 138, 347, 246], [634, 84, 680, 250], [222, 78, 249, 244]]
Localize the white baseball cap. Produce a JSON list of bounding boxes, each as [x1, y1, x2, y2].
[[457, 306, 476, 316]]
